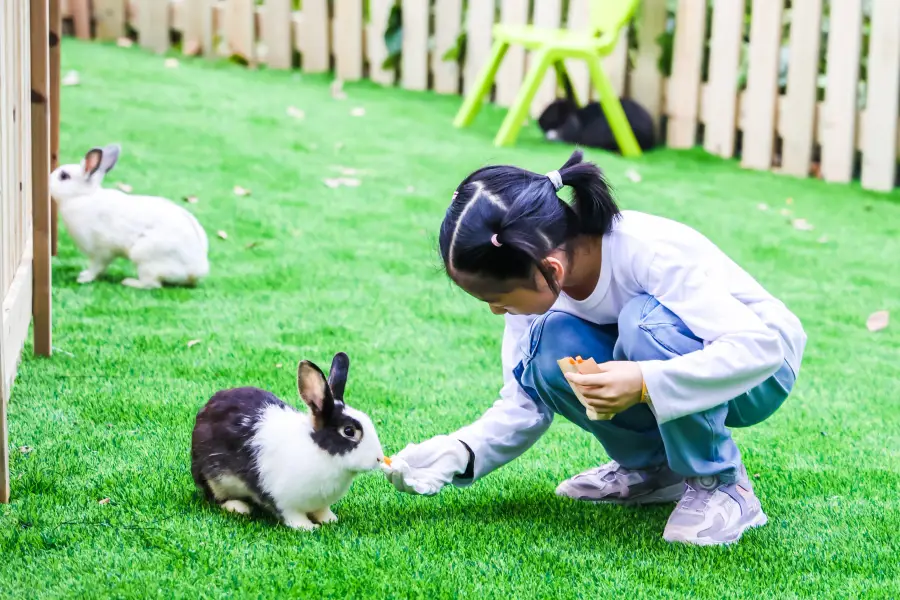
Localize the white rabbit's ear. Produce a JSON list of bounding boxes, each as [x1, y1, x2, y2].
[[297, 360, 335, 426], [82, 144, 120, 179]]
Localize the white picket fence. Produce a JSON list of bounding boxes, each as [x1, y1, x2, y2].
[[62, 0, 900, 192]]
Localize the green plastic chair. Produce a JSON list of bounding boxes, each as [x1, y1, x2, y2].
[[453, 0, 642, 156]]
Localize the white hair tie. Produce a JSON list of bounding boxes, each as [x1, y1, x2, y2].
[[546, 170, 563, 191]]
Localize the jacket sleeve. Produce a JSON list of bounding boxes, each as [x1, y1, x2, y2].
[[639, 243, 786, 424], [451, 314, 555, 486]]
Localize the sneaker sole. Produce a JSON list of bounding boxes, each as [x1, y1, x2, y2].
[[560, 482, 685, 506], [663, 509, 769, 547]]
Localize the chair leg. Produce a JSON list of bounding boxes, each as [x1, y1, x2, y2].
[[453, 41, 510, 128], [494, 49, 554, 147], [585, 55, 642, 158], [554, 61, 582, 107]]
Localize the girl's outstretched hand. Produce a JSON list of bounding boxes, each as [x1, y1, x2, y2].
[[564, 361, 645, 415]]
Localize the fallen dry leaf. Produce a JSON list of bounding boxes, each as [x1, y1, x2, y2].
[[183, 195, 198, 204], [334, 142, 345, 152], [276, 363, 283, 369], [330, 79, 347, 100], [866, 310, 890, 332], [791, 218, 814, 231], [245, 241, 259, 250], [117, 37, 134, 48], [350, 107, 366, 117], [116, 182, 133, 193], [624, 168, 642, 183], [286, 106, 305, 120], [19, 446, 32, 454], [233, 186, 251, 197], [779, 208, 792, 217], [406, 186, 415, 193], [99, 498, 111, 505], [164, 58, 180, 69], [187, 339, 201, 348], [217, 230, 228, 240], [817, 235, 830, 244], [323, 177, 360, 188], [757, 203, 770, 211], [786, 197, 794, 205], [62, 70, 80, 86], [334, 166, 358, 176]]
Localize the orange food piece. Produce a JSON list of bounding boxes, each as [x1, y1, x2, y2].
[[568, 358, 576, 365], [383, 456, 392, 466]]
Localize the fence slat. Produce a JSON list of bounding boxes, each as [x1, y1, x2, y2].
[[366, 0, 393, 85], [32, 0, 53, 360], [181, 0, 205, 55], [224, 0, 256, 65], [563, 0, 590, 104], [333, 0, 363, 80], [780, 0, 822, 176], [603, 26, 629, 98], [630, 0, 666, 135], [463, 0, 494, 96], [703, 0, 744, 158], [741, 0, 783, 170], [300, 0, 329, 73], [530, 0, 562, 117], [820, 0, 862, 183], [667, 0, 706, 148], [50, 0, 60, 255], [860, 0, 900, 191], [93, 0, 126, 40], [432, 0, 461, 94], [496, 0, 528, 107], [70, 0, 91, 39], [401, 0, 429, 91], [261, 0, 292, 68], [138, 0, 169, 53]]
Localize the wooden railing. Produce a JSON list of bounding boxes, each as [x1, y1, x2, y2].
[[0, 0, 56, 504]]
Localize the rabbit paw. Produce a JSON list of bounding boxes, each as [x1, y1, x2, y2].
[[77, 270, 97, 284], [122, 277, 161, 290], [311, 508, 338, 524], [221, 500, 251, 515], [281, 510, 319, 531]]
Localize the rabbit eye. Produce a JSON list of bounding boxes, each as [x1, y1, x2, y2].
[[340, 425, 360, 441], [59, 171, 70, 181]]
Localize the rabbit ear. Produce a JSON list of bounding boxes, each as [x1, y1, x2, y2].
[[82, 144, 120, 178], [297, 360, 335, 426], [327, 352, 350, 403]]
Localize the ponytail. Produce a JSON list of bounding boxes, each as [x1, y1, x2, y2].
[[439, 150, 620, 294]]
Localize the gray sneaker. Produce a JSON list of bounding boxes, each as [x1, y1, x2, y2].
[[663, 465, 767, 546], [555, 460, 685, 505]]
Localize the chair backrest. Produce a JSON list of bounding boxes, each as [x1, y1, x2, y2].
[[590, 0, 641, 35]]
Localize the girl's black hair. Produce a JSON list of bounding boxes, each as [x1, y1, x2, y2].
[[439, 149, 620, 295]]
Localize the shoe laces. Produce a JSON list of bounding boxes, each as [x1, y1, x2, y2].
[[680, 479, 716, 512]]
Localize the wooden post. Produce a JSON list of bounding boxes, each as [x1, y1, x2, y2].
[[262, 0, 292, 68], [741, 0, 784, 170], [138, 0, 169, 53], [50, 0, 60, 256], [631, 0, 667, 139], [666, 0, 707, 149], [31, 0, 53, 358], [70, 0, 90, 39], [93, 0, 126, 41]]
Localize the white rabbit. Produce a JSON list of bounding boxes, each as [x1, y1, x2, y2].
[[49, 144, 209, 289], [191, 352, 386, 530]]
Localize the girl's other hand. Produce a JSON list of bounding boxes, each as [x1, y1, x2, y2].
[[564, 361, 644, 415]]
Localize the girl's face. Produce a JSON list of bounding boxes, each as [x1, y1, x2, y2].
[[457, 254, 567, 316]]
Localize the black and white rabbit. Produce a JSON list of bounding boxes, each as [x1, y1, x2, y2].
[[537, 75, 656, 153], [191, 352, 385, 530], [49, 144, 209, 289]]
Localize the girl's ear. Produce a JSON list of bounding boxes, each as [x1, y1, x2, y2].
[[541, 255, 566, 286]]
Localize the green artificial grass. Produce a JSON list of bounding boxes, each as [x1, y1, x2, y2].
[[2, 39, 899, 599]]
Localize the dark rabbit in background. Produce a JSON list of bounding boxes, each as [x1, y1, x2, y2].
[[537, 74, 657, 153]]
